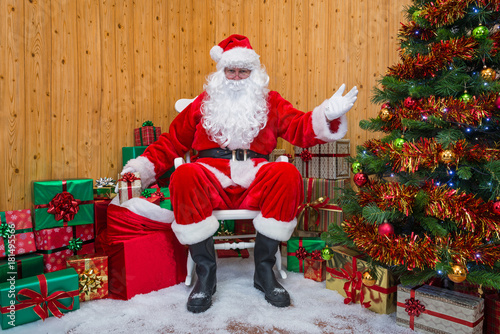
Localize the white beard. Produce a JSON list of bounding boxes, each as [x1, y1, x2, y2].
[[201, 68, 269, 150]]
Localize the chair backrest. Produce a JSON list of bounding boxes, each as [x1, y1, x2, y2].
[[174, 97, 197, 113]]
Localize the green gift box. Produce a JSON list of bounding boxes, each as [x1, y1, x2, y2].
[[0, 253, 44, 283], [286, 237, 325, 273], [33, 179, 94, 231], [122, 147, 174, 187], [142, 187, 173, 210], [0, 267, 80, 329]]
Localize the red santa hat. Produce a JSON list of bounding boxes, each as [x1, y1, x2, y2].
[[210, 34, 261, 70]]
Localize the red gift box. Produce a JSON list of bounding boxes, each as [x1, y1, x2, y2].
[[66, 253, 108, 302], [104, 201, 186, 300], [134, 122, 161, 146], [35, 224, 95, 272], [0, 210, 37, 258], [233, 219, 256, 235], [304, 251, 326, 282], [94, 199, 111, 254], [485, 293, 500, 334]]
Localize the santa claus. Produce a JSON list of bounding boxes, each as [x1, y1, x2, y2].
[[121, 34, 357, 313]]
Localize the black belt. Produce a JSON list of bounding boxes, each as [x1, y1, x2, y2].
[[198, 148, 269, 161]]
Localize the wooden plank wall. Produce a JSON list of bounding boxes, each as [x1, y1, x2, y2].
[[0, 0, 410, 211]]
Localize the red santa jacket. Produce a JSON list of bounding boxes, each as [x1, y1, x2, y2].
[[125, 91, 348, 188]]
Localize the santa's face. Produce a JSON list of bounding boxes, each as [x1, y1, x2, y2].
[[201, 66, 270, 150]]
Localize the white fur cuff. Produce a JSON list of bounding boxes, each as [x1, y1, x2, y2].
[[124, 156, 157, 189], [311, 102, 348, 142], [172, 215, 220, 245], [253, 213, 297, 242]]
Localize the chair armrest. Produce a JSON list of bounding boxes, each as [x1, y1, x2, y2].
[[174, 157, 185, 169], [275, 155, 289, 163]]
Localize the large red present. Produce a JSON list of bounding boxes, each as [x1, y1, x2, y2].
[[104, 197, 186, 300], [94, 199, 111, 254], [134, 120, 161, 146], [35, 224, 95, 272], [0, 210, 37, 259]]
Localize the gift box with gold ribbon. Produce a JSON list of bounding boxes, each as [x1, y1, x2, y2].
[[33, 179, 94, 231], [66, 253, 108, 302], [293, 139, 350, 179], [0, 209, 37, 259], [396, 284, 484, 333], [326, 245, 397, 314], [296, 178, 345, 233], [117, 172, 142, 204], [287, 237, 325, 273], [0, 267, 79, 329], [304, 250, 326, 282]]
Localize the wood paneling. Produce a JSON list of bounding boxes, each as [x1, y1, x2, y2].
[[0, 0, 410, 211]]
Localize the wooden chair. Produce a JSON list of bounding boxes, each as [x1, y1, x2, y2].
[[174, 97, 288, 286]]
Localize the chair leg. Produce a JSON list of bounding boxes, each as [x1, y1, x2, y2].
[[275, 249, 287, 279], [185, 251, 195, 286]]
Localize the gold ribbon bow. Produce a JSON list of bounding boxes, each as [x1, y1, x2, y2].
[[79, 268, 103, 297]]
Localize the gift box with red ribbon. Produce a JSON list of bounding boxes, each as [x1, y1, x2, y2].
[[0, 210, 37, 259], [0, 253, 44, 282], [293, 139, 350, 179], [287, 237, 325, 273], [33, 179, 94, 231], [117, 172, 142, 204], [304, 250, 326, 282], [326, 245, 397, 314], [485, 293, 500, 333], [396, 284, 484, 333], [66, 253, 108, 302], [296, 178, 345, 233], [35, 224, 95, 273], [0, 267, 79, 329], [94, 198, 111, 254], [134, 120, 161, 146]]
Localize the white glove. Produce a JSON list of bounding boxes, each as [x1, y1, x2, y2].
[[324, 84, 358, 121], [115, 167, 136, 193]]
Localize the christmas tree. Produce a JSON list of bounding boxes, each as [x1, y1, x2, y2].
[[323, 0, 500, 290]]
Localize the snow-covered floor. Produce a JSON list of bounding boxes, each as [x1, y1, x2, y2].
[[10, 253, 414, 334]]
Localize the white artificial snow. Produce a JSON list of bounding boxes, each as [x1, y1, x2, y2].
[[8, 253, 414, 334]]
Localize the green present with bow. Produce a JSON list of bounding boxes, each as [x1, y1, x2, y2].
[[0, 210, 37, 259], [286, 237, 325, 273], [0, 253, 44, 283], [93, 177, 117, 199], [33, 179, 94, 231], [35, 224, 95, 273], [0, 268, 79, 329], [134, 120, 161, 146]]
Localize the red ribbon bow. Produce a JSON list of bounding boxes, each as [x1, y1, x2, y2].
[[310, 250, 323, 260], [47, 192, 80, 222], [295, 247, 308, 260], [119, 172, 140, 184], [152, 189, 165, 200], [1, 274, 78, 320], [299, 150, 312, 162], [327, 256, 371, 308], [404, 297, 425, 317]]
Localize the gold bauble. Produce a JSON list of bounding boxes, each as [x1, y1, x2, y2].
[[447, 264, 467, 283], [379, 107, 393, 121], [362, 271, 376, 287], [439, 149, 455, 164], [481, 66, 497, 82]]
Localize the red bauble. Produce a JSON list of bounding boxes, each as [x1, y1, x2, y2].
[[353, 172, 369, 187], [493, 201, 500, 215], [378, 222, 394, 236], [495, 96, 500, 109]]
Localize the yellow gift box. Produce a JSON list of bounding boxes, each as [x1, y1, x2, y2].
[[326, 245, 397, 314]]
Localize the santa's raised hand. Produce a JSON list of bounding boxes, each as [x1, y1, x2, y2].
[[324, 84, 358, 121]]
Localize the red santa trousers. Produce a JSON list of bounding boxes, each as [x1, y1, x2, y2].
[[169, 161, 303, 245]]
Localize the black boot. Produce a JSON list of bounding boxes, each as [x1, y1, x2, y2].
[[253, 233, 291, 307], [187, 237, 217, 313]]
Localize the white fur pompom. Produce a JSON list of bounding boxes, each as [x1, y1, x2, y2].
[[210, 45, 223, 63]]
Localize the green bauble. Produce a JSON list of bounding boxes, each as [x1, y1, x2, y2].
[[394, 138, 406, 150], [460, 92, 472, 103], [472, 25, 489, 40], [321, 247, 333, 261], [351, 162, 362, 174], [412, 10, 422, 21]]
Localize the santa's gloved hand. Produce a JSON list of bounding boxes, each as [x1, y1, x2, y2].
[[115, 167, 136, 193], [324, 84, 358, 121]]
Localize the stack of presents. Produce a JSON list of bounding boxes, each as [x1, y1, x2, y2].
[[0, 121, 498, 333]]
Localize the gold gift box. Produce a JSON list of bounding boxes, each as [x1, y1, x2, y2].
[[326, 245, 397, 314]]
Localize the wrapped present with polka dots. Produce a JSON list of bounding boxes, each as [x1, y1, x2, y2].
[[66, 253, 108, 302], [34, 224, 95, 273], [0, 209, 37, 259]]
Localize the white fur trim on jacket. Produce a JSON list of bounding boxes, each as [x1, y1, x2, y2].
[[311, 102, 348, 142], [123, 156, 157, 189], [253, 213, 297, 242], [230, 160, 268, 188], [172, 215, 220, 245], [109, 196, 174, 224]]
